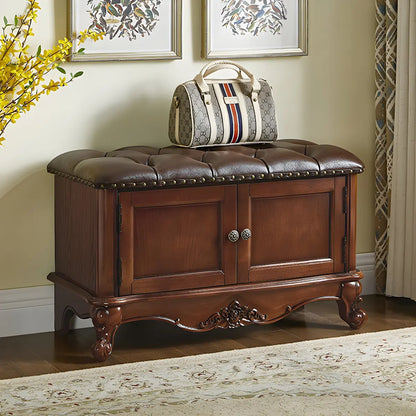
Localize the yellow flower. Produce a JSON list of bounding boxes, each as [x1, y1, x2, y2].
[[78, 30, 105, 44], [6, 111, 21, 123], [23, 28, 34, 37], [58, 38, 72, 49], [0, 0, 103, 143], [42, 80, 60, 95]]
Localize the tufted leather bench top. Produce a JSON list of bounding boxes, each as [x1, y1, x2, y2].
[[47, 139, 364, 190]]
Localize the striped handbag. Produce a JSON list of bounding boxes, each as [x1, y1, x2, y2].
[[168, 60, 278, 147]]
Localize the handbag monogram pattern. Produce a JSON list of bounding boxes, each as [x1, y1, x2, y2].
[[169, 61, 278, 147]]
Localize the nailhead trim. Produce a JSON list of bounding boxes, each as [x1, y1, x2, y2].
[[47, 166, 364, 190]]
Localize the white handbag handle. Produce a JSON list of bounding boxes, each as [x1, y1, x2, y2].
[[203, 63, 244, 79], [194, 60, 261, 94]]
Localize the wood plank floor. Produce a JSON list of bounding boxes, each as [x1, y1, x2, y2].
[[0, 294, 415, 380]]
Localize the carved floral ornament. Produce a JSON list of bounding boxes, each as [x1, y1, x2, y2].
[[200, 300, 267, 329]]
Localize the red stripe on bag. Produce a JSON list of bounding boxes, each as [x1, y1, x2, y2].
[[224, 84, 239, 143], [230, 104, 239, 143]]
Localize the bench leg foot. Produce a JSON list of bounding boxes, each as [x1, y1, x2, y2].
[[337, 281, 367, 329], [91, 306, 122, 362]]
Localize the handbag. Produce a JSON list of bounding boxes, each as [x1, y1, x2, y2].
[[168, 60, 279, 147]]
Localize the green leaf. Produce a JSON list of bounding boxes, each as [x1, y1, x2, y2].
[[3, 16, 8, 26], [77, 48, 85, 54], [36, 45, 41, 57], [56, 66, 66, 74], [73, 71, 83, 78], [14, 15, 18, 26]]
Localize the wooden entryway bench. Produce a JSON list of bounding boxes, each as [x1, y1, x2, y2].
[[47, 139, 366, 361]]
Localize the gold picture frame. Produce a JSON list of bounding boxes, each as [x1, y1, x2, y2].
[[203, 0, 308, 59], [69, 0, 182, 61]]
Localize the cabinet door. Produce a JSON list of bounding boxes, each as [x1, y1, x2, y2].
[[237, 178, 346, 283], [118, 186, 237, 295]]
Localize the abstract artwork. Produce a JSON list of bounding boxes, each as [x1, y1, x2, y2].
[[203, 0, 307, 58], [69, 0, 182, 61]]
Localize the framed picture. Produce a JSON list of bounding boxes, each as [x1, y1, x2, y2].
[[68, 0, 182, 61], [203, 0, 307, 59]]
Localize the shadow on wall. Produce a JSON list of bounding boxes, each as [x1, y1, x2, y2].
[[191, 0, 202, 61], [0, 170, 54, 290], [89, 94, 172, 150], [54, 0, 66, 40]]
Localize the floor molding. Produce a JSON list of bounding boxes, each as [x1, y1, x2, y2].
[[0, 253, 376, 338], [356, 252, 376, 296], [0, 286, 91, 338]]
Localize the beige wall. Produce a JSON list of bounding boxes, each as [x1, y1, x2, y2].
[[0, 0, 375, 290]]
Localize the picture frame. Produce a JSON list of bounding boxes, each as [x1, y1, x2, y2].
[[68, 0, 182, 61], [202, 0, 308, 59]]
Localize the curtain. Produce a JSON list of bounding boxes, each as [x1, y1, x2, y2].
[[375, 0, 397, 294], [386, 0, 416, 301]]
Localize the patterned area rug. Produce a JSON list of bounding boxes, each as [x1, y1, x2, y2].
[[1, 327, 415, 415]]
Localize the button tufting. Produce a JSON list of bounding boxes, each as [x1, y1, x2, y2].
[[47, 140, 365, 189]]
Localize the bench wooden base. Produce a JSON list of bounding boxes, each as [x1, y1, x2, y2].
[[49, 271, 366, 362]]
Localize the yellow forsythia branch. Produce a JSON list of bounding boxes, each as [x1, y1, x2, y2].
[[0, 0, 104, 145]]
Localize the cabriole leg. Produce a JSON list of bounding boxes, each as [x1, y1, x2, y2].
[[337, 281, 367, 329], [91, 306, 122, 362]]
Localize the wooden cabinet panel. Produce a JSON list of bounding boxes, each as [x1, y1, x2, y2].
[[250, 192, 331, 264], [133, 204, 221, 277], [119, 186, 237, 295], [238, 178, 346, 283]]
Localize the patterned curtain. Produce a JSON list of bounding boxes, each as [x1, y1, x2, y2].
[[375, 0, 397, 294]]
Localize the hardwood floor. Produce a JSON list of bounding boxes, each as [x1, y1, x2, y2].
[[0, 294, 415, 380]]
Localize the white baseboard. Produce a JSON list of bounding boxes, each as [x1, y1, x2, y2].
[[356, 252, 376, 296], [0, 253, 376, 338], [0, 286, 92, 338]]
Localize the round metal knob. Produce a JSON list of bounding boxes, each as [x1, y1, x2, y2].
[[241, 228, 252, 240], [228, 230, 240, 243]]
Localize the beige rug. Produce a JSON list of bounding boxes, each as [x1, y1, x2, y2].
[[1, 327, 415, 415]]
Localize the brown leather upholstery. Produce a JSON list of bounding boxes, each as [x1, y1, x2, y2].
[[47, 139, 364, 190]]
